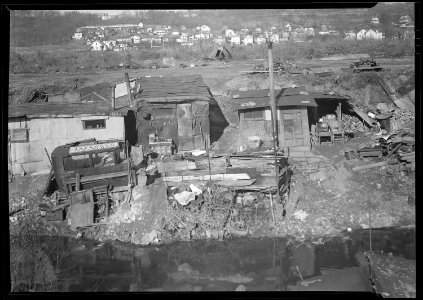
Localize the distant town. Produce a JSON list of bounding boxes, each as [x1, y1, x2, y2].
[[73, 14, 415, 52]]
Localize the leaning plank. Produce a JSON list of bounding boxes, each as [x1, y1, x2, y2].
[[352, 160, 397, 172], [215, 179, 257, 187], [352, 107, 375, 126]]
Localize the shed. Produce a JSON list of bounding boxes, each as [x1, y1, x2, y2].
[[8, 102, 127, 175], [233, 86, 317, 150], [133, 75, 215, 152]]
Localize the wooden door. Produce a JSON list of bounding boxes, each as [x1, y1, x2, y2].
[[280, 109, 310, 147], [177, 103, 194, 150], [70, 189, 94, 229]]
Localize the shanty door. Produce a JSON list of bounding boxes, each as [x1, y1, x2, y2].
[[177, 104, 194, 150], [280, 109, 310, 147]]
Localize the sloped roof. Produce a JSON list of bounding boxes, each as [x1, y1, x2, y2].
[[9, 102, 126, 118], [233, 86, 318, 109], [134, 75, 212, 103]]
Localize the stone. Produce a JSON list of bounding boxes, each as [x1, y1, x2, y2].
[[309, 171, 326, 181], [235, 285, 246, 291]]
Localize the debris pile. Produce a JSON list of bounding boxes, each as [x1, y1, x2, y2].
[[390, 108, 414, 129], [253, 58, 298, 73], [342, 114, 368, 133]]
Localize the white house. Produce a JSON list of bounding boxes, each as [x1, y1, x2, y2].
[[146, 27, 153, 33], [243, 35, 254, 45], [365, 29, 383, 40], [195, 26, 201, 31], [195, 33, 206, 39], [133, 35, 141, 43], [306, 28, 315, 36], [91, 41, 105, 51], [154, 29, 166, 36], [371, 17, 379, 25], [280, 32, 289, 41], [256, 36, 266, 45], [344, 31, 356, 40], [214, 37, 226, 45], [356, 29, 367, 40], [200, 25, 211, 32], [138, 22, 144, 28], [225, 29, 235, 37], [230, 35, 241, 45], [285, 24, 292, 32], [181, 33, 188, 42], [172, 31, 180, 36], [270, 33, 280, 43], [400, 15, 412, 25], [255, 28, 262, 33], [73, 32, 83, 40]]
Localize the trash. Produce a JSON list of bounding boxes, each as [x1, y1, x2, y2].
[[178, 263, 194, 274], [189, 184, 203, 196], [174, 191, 196, 206], [140, 229, 159, 245], [293, 210, 309, 222], [191, 149, 207, 156], [235, 285, 246, 291]]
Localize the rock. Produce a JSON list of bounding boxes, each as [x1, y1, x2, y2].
[[178, 263, 194, 274], [235, 285, 246, 291], [408, 196, 415, 206], [174, 191, 195, 206], [309, 171, 326, 181], [140, 229, 159, 245]]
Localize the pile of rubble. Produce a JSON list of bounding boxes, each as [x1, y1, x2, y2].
[[253, 58, 298, 73], [350, 130, 415, 174], [342, 114, 368, 133], [390, 108, 414, 128]]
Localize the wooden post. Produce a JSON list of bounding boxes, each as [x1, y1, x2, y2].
[[111, 84, 116, 110], [75, 173, 80, 192], [125, 73, 133, 108], [364, 85, 370, 107], [267, 40, 281, 205], [268, 41, 278, 146], [337, 101, 342, 125]]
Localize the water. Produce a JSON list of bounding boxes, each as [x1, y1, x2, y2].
[[14, 227, 415, 292]]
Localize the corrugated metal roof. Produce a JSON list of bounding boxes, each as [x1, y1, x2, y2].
[[234, 87, 318, 109], [8, 102, 126, 118], [135, 75, 212, 102]]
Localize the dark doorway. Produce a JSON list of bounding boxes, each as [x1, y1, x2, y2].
[[125, 110, 138, 146], [209, 98, 229, 144]]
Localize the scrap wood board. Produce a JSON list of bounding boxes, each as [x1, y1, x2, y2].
[[162, 173, 251, 182]]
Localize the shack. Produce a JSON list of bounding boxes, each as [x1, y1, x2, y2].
[[134, 75, 215, 153], [233, 86, 317, 150], [8, 102, 127, 175]]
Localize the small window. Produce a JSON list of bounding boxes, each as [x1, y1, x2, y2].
[[243, 108, 265, 120], [153, 108, 174, 118], [63, 154, 92, 171], [83, 119, 106, 130], [9, 128, 29, 142]]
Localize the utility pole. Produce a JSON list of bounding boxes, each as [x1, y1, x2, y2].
[[267, 39, 281, 207], [267, 40, 278, 146], [268, 40, 278, 146]]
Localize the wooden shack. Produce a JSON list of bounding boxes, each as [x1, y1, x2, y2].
[[8, 102, 126, 175], [234, 86, 318, 150], [134, 75, 215, 152]]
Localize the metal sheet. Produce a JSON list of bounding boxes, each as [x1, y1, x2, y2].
[[70, 190, 94, 229]]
